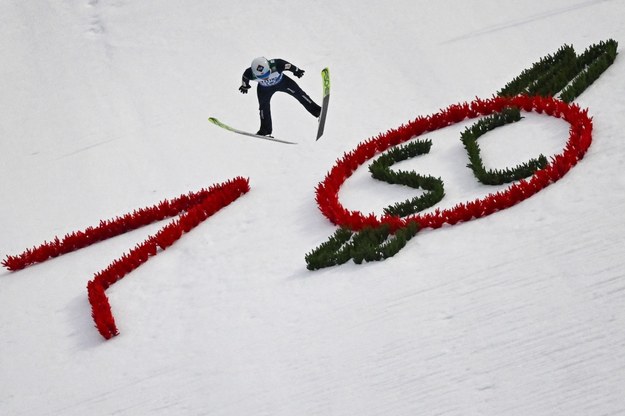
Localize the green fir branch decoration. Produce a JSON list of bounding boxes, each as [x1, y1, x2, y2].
[[466, 39, 618, 185], [306, 140, 437, 270], [304, 228, 353, 270], [560, 39, 619, 102], [498, 44, 576, 97], [499, 39, 618, 101], [306, 39, 618, 270], [305, 223, 419, 270], [369, 139, 445, 217], [460, 107, 547, 185]]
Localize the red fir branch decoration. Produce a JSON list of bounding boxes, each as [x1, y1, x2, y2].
[[315, 95, 592, 233], [3, 177, 250, 339]]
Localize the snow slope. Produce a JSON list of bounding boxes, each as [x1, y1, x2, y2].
[[1, 0, 624, 415]]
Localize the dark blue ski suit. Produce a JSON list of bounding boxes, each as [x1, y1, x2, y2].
[[240, 58, 321, 136]]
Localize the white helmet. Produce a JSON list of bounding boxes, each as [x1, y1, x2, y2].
[[251, 57, 270, 79]]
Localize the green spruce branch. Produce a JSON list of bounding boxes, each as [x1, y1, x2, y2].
[[460, 107, 547, 185]]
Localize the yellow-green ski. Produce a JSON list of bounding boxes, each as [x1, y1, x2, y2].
[[316, 67, 330, 140]]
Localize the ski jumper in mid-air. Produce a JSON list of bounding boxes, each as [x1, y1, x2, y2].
[[239, 57, 321, 136]]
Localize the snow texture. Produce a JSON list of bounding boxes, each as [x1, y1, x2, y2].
[[1, 1, 624, 415]]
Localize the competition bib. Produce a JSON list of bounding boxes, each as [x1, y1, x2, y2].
[[258, 72, 283, 87]]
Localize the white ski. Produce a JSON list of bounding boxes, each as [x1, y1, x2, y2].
[[208, 117, 297, 145]]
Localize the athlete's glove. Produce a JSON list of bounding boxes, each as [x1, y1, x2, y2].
[[239, 84, 250, 94], [293, 68, 305, 78]]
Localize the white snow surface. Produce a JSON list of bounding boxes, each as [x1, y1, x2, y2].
[[1, 1, 625, 415]]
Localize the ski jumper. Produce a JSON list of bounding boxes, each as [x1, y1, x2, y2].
[[241, 58, 321, 135]]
